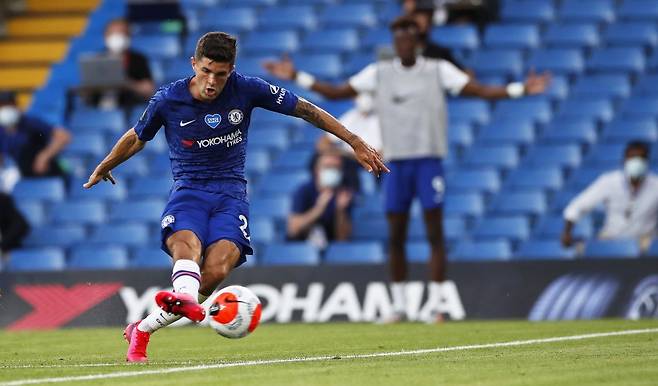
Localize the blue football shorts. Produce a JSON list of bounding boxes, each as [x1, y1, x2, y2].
[[160, 187, 252, 267], [383, 157, 445, 214]]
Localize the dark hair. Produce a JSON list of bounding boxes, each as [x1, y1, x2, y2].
[[389, 15, 420, 32], [195, 32, 237, 64], [0, 91, 16, 105], [625, 140, 650, 158], [105, 18, 129, 34]]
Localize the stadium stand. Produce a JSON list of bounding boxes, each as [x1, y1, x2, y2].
[[5, 0, 658, 270]]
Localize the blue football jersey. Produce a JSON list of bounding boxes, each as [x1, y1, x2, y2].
[[134, 72, 299, 198]]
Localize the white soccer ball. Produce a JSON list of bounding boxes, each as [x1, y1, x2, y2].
[[208, 285, 262, 339]]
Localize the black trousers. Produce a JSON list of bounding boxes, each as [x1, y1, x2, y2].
[[0, 193, 30, 254]]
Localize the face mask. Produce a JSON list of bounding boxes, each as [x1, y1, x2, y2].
[[355, 93, 374, 114], [0, 106, 20, 127], [318, 167, 342, 189], [624, 157, 648, 179], [106, 33, 130, 54]]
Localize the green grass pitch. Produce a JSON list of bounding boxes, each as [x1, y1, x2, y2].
[[1, 319, 657, 386]]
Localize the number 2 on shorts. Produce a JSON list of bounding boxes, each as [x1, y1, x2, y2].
[[239, 214, 250, 241]]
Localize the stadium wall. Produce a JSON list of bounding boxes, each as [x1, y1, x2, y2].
[[1, 260, 657, 330]]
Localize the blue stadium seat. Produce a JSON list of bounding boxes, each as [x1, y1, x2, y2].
[[13, 177, 64, 202], [448, 121, 474, 148], [505, 167, 564, 192], [544, 23, 599, 48], [644, 239, 658, 258], [245, 148, 270, 175], [248, 126, 289, 151], [558, 98, 614, 123], [50, 200, 106, 225], [259, 167, 312, 195], [89, 223, 150, 247], [484, 24, 540, 49], [352, 217, 388, 241], [260, 242, 320, 265], [601, 119, 658, 143], [478, 120, 535, 146], [62, 133, 105, 158], [7, 248, 66, 272], [469, 49, 523, 77], [360, 27, 389, 50], [447, 99, 490, 125], [131, 248, 171, 268], [444, 216, 467, 242], [249, 217, 275, 243], [344, 52, 376, 75], [272, 148, 313, 170], [430, 25, 479, 51], [324, 242, 384, 264], [493, 99, 552, 124], [237, 56, 272, 79], [501, 1, 554, 23], [110, 200, 166, 222], [242, 31, 299, 55], [571, 74, 631, 99], [292, 53, 343, 79], [249, 196, 291, 219], [15, 200, 45, 226], [451, 239, 512, 261], [565, 166, 609, 190], [463, 144, 519, 170], [584, 144, 626, 167], [198, 8, 256, 31], [69, 177, 126, 201], [542, 119, 597, 146], [516, 240, 576, 260], [406, 242, 430, 263], [492, 191, 546, 216], [165, 59, 192, 82], [69, 246, 129, 269], [525, 144, 582, 169], [620, 97, 658, 119], [632, 74, 658, 96], [526, 49, 584, 75], [549, 189, 581, 213], [132, 35, 180, 59], [301, 29, 359, 54], [618, 0, 658, 21], [24, 225, 86, 248], [559, 0, 614, 23], [114, 153, 150, 178], [648, 50, 658, 72], [69, 109, 125, 134], [473, 215, 530, 241], [320, 4, 376, 28], [444, 192, 484, 217], [584, 239, 640, 258], [604, 22, 657, 48], [534, 214, 593, 240], [543, 76, 569, 101], [587, 47, 645, 75], [129, 176, 172, 198], [446, 169, 500, 194], [259, 6, 316, 30]]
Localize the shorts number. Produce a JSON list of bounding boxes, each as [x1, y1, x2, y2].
[[239, 214, 250, 241]]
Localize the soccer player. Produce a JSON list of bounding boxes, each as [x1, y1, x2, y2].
[[265, 15, 550, 323], [84, 32, 387, 362]]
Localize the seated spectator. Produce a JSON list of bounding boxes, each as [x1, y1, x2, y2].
[[0, 92, 71, 178], [287, 152, 354, 248], [0, 192, 30, 263], [87, 18, 155, 110], [562, 141, 658, 248]]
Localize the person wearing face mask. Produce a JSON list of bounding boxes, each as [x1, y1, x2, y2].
[[0, 92, 71, 178], [89, 18, 154, 109], [562, 141, 658, 248], [287, 152, 354, 248]]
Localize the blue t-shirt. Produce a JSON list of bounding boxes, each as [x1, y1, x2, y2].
[[290, 180, 353, 241], [0, 115, 54, 160], [134, 72, 299, 198]]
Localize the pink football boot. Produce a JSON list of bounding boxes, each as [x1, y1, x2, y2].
[[155, 291, 206, 322]]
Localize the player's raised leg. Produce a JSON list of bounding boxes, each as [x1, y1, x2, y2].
[[198, 239, 242, 299], [155, 230, 206, 322]]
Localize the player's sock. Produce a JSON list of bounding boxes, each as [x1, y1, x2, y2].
[[171, 259, 201, 299], [419, 281, 444, 321], [391, 282, 406, 315], [137, 292, 210, 333]]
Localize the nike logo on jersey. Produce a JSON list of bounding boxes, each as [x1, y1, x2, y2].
[[180, 119, 196, 127]]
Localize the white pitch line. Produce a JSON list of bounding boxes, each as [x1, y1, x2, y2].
[[1, 327, 657, 386]]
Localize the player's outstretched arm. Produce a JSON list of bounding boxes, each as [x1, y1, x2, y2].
[[83, 128, 145, 188], [263, 57, 357, 100], [293, 98, 389, 176], [460, 70, 551, 100]]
